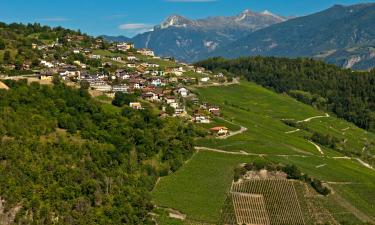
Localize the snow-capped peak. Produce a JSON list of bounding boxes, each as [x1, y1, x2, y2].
[[158, 14, 194, 29], [242, 9, 253, 14], [235, 9, 255, 22], [261, 10, 286, 21]]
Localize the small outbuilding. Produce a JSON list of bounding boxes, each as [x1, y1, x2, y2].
[[210, 126, 229, 136]]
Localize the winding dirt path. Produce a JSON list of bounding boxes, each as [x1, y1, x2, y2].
[[297, 113, 330, 123], [355, 158, 374, 171], [194, 77, 240, 87], [285, 129, 300, 134], [195, 147, 375, 172], [216, 117, 248, 139], [308, 141, 324, 155], [195, 146, 311, 158]]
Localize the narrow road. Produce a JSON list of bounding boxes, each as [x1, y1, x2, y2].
[[195, 146, 374, 171], [216, 117, 248, 139], [355, 158, 374, 171], [285, 129, 300, 134], [308, 140, 324, 155], [195, 146, 311, 158], [297, 113, 330, 123], [194, 77, 240, 87]]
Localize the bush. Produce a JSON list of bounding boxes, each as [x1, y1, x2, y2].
[[310, 179, 330, 195], [112, 92, 137, 107], [0, 38, 5, 50], [282, 164, 302, 179]]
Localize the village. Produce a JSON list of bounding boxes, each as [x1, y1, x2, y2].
[[0, 36, 233, 137]]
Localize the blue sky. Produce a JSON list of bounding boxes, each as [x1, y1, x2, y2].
[[0, 0, 374, 37]]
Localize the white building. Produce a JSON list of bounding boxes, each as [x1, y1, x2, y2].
[[137, 48, 155, 57], [200, 77, 210, 82], [178, 87, 189, 97], [117, 42, 134, 51], [112, 85, 129, 93]]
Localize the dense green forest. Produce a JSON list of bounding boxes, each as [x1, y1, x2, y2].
[[0, 80, 197, 224], [196, 57, 375, 132]]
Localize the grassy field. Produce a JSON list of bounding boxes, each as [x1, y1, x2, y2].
[[194, 81, 375, 157], [152, 151, 265, 223], [152, 81, 375, 224]]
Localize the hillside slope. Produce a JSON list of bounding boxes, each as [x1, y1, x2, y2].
[[153, 81, 375, 224]]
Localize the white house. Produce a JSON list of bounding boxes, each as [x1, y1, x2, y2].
[[59, 70, 80, 78], [165, 96, 176, 104], [91, 84, 112, 92], [194, 115, 210, 124], [210, 127, 229, 136], [40, 60, 54, 68], [178, 87, 189, 97], [129, 102, 142, 110], [200, 77, 210, 82], [195, 67, 205, 74], [90, 54, 101, 59], [111, 57, 122, 61], [169, 102, 179, 109], [137, 48, 155, 57], [112, 85, 129, 93], [117, 42, 134, 51], [151, 78, 165, 87], [127, 56, 138, 61], [126, 63, 136, 68]]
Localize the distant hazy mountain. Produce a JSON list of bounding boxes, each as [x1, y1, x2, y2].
[[209, 3, 375, 70], [101, 35, 131, 43], [102, 10, 287, 62]]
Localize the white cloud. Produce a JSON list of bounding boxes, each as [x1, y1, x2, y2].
[[118, 23, 153, 30], [118, 23, 154, 37]]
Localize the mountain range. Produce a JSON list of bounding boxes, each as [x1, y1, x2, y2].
[[104, 3, 375, 70], [209, 3, 375, 70], [104, 9, 287, 61]]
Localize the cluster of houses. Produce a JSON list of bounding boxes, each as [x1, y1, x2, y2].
[[30, 39, 230, 136]]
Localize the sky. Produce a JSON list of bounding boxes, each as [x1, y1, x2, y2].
[[0, 0, 374, 37]]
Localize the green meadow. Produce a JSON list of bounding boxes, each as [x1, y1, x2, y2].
[[194, 81, 375, 157], [152, 81, 375, 224]]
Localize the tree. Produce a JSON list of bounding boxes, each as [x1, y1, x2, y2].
[[165, 105, 175, 116], [79, 80, 90, 90], [112, 92, 136, 107], [283, 164, 302, 179], [52, 75, 61, 85], [3, 50, 11, 64], [0, 39, 5, 50]]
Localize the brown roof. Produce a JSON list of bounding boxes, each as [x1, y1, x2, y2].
[[210, 126, 228, 131]]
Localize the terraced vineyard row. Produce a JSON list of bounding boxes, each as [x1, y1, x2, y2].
[[231, 192, 270, 225], [231, 179, 306, 225]]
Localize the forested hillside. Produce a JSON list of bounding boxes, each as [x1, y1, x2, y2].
[[196, 57, 375, 132], [0, 80, 197, 224], [0, 23, 83, 59]]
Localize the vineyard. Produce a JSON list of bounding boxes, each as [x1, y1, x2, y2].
[[231, 192, 270, 225], [223, 179, 307, 225]]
